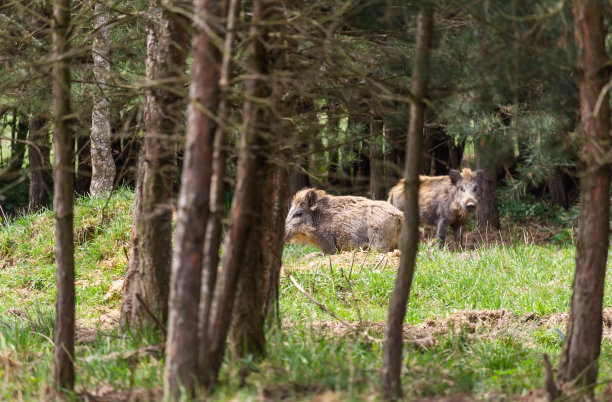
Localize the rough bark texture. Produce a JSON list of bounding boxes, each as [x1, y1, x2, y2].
[[547, 167, 579, 209], [28, 114, 51, 211], [90, 1, 115, 195], [381, 8, 432, 399], [557, 0, 611, 392], [163, 0, 221, 397], [120, 0, 189, 330], [475, 143, 501, 231], [52, 0, 75, 390]]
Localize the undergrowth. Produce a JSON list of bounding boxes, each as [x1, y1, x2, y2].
[[0, 188, 610, 400]]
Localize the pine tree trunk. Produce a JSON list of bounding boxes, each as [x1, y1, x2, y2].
[[475, 140, 501, 231], [381, 8, 432, 399], [52, 0, 75, 390], [261, 166, 289, 322], [207, 0, 288, 382], [557, 0, 610, 393], [198, 0, 239, 383], [120, 0, 189, 330], [28, 114, 51, 211], [369, 116, 385, 200], [163, 0, 222, 397], [90, 0, 115, 195]]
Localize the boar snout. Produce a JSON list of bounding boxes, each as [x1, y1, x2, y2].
[[465, 201, 477, 212]]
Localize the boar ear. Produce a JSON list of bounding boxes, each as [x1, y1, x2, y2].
[[306, 189, 318, 211], [475, 170, 485, 185], [449, 169, 461, 185]]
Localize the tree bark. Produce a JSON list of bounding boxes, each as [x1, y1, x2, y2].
[[557, 0, 611, 393], [198, 0, 239, 383], [120, 0, 189, 330], [475, 140, 501, 231], [206, 0, 288, 383], [369, 115, 386, 200], [381, 8, 432, 399], [90, 0, 115, 195], [163, 0, 222, 397], [28, 114, 51, 211], [52, 0, 75, 390]]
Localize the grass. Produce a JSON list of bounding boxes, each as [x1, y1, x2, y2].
[[0, 189, 610, 400]]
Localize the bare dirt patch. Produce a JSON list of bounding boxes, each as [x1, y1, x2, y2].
[[302, 308, 612, 345], [78, 385, 163, 402]]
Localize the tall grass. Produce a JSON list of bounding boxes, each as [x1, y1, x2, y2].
[[0, 189, 609, 400]]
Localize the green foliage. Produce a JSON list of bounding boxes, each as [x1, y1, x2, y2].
[[498, 193, 579, 228]]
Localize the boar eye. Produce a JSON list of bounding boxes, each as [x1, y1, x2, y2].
[[294, 211, 302, 218], [459, 185, 465, 191]]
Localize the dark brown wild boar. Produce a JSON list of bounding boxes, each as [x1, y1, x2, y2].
[[284, 188, 404, 254], [387, 168, 484, 247]]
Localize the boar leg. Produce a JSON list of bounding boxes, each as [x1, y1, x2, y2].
[[318, 235, 337, 255], [435, 219, 448, 248], [453, 225, 463, 248]]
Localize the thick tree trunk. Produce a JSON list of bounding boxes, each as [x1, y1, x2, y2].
[[90, 0, 115, 195], [381, 8, 432, 399], [52, 0, 75, 390], [547, 168, 570, 209], [557, 0, 611, 393], [120, 0, 189, 330], [163, 0, 222, 397], [28, 114, 51, 211], [475, 140, 501, 231]]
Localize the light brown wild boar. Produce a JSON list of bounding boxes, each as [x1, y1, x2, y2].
[[387, 168, 484, 247], [284, 188, 404, 254]]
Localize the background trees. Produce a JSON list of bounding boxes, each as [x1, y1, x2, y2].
[[2, 0, 612, 398]]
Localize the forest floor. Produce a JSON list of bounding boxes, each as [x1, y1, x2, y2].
[[1, 190, 611, 401]]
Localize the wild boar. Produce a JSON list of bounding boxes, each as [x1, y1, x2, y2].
[[284, 188, 404, 254], [387, 168, 484, 247]]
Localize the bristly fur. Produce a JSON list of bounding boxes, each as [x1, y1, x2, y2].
[[285, 188, 404, 254], [388, 168, 484, 247]]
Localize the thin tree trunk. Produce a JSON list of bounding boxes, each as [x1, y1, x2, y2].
[[369, 115, 385, 200], [120, 0, 189, 330], [198, 0, 239, 383], [52, 0, 75, 390], [28, 114, 51, 211], [207, 0, 286, 382], [381, 7, 432, 399], [74, 131, 92, 194], [557, 0, 610, 393], [261, 165, 289, 322], [90, 0, 115, 195], [163, 0, 222, 396]]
